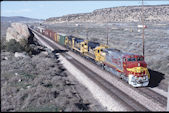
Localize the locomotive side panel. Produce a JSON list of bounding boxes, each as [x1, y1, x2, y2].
[[83, 41, 100, 59], [104, 49, 124, 72]]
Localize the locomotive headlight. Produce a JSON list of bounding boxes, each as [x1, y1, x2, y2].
[[138, 63, 140, 67]]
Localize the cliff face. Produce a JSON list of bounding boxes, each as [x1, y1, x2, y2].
[[45, 5, 169, 24]]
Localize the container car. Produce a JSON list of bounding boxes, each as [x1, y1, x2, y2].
[[57, 33, 67, 45]]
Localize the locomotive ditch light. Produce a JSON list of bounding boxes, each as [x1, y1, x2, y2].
[[138, 63, 140, 67]]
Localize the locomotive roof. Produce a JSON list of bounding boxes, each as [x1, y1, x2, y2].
[[88, 41, 100, 49], [104, 48, 142, 57], [74, 37, 84, 43], [68, 35, 74, 40]]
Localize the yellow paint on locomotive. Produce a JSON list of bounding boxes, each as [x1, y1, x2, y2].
[[95, 45, 108, 62], [81, 40, 88, 53], [65, 36, 68, 45], [57, 34, 60, 42], [72, 38, 85, 53], [65, 37, 73, 48], [127, 67, 150, 79]]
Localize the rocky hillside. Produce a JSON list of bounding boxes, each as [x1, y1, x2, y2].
[[1, 24, 103, 111], [45, 5, 169, 23]]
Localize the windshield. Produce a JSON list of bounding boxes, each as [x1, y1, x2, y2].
[[128, 57, 144, 61], [128, 58, 136, 61], [137, 57, 144, 61]]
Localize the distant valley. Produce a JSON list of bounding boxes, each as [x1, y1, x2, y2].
[[1, 16, 44, 23]]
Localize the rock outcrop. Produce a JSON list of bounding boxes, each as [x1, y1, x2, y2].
[[14, 52, 30, 58], [6, 23, 32, 43], [45, 5, 169, 24]]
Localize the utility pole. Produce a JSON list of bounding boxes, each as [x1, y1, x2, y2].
[[76, 23, 78, 37], [106, 24, 108, 45], [86, 24, 89, 40], [106, 14, 109, 46], [141, 0, 145, 57]]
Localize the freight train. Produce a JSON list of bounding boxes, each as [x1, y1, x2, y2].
[[33, 26, 150, 87]]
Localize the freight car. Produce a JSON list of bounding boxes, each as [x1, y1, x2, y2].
[[57, 33, 67, 45], [34, 26, 150, 87]]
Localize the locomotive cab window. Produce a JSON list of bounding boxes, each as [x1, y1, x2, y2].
[[137, 57, 144, 61], [128, 58, 136, 61]]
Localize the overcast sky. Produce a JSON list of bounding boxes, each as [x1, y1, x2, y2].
[[1, 1, 169, 19]]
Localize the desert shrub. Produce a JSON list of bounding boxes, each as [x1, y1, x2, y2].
[[5, 39, 35, 55], [1, 36, 7, 50], [23, 105, 60, 112], [5, 39, 24, 53], [19, 38, 33, 55]]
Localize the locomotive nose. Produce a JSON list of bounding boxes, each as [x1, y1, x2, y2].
[[127, 62, 146, 68], [127, 62, 148, 75], [136, 67, 145, 73]]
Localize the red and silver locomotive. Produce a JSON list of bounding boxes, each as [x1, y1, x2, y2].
[[101, 48, 150, 87]]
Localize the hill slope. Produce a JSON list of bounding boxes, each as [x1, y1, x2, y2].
[[45, 5, 169, 23]]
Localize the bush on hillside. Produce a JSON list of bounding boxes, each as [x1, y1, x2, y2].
[[1, 36, 7, 50], [5, 39, 25, 53]]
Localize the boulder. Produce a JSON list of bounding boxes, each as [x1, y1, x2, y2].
[[6, 23, 32, 43], [14, 52, 30, 58]]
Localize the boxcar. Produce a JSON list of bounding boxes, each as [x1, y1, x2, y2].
[[44, 29, 51, 37], [58, 33, 67, 45]]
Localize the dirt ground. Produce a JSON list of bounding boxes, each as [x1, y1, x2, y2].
[[1, 45, 104, 112], [39, 22, 169, 91]]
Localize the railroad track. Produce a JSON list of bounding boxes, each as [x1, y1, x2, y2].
[[90, 60, 167, 107], [31, 28, 167, 111], [138, 87, 167, 107], [77, 48, 167, 107]]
